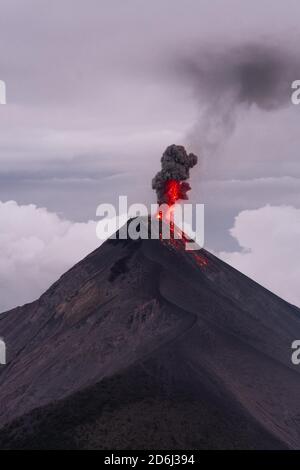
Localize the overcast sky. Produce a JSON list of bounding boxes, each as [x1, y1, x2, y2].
[[0, 0, 300, 310]]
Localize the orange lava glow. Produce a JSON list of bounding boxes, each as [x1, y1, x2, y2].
[[193, 253, 208, 267], [165, 180, 181, 206], [154, 214, 208, 269], [154, 180, 208, 269]]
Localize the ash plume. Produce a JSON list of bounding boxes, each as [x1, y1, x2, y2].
[[176, 43, 300, 158], [152, 144, 198, 205]]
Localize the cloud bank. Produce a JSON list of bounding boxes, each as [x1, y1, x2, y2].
[[219, 205, 300, 307], [0, 201, 99, 313], [0, 201, 299, 312]]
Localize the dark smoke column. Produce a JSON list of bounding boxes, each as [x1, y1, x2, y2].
[[152, 144, 198, 206]]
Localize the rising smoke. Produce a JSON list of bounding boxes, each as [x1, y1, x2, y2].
[[176, 43, 300, 158], [152, 144, 198, 205]]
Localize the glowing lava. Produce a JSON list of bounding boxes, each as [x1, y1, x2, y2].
[[156, 180, 188, 222], [152, 147, 206, 268], [165, 180, 180, 206]]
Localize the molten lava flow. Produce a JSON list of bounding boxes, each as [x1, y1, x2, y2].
[[193, 253, 208, 267], [159, 180, 189, 222], [152, 145, 207, 268]]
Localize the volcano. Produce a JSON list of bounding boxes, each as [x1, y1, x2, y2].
[[0, 217, 300, 450]]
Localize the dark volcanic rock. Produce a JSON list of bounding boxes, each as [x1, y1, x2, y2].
[[0, 218, 300, 449]]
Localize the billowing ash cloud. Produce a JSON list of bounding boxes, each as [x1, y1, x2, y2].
[[152, 144, 198, 205], [177, 43, 300, 158]]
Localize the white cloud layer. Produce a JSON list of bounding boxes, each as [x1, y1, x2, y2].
[[1, 201, 299, 313], [219, 205, 300, 307], [0, 201, 99, 313]]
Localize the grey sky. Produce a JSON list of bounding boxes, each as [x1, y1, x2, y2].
[[0, 0, 300, 309]]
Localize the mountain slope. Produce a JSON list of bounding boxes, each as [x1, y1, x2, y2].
[[0, 218, 300, 449]]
